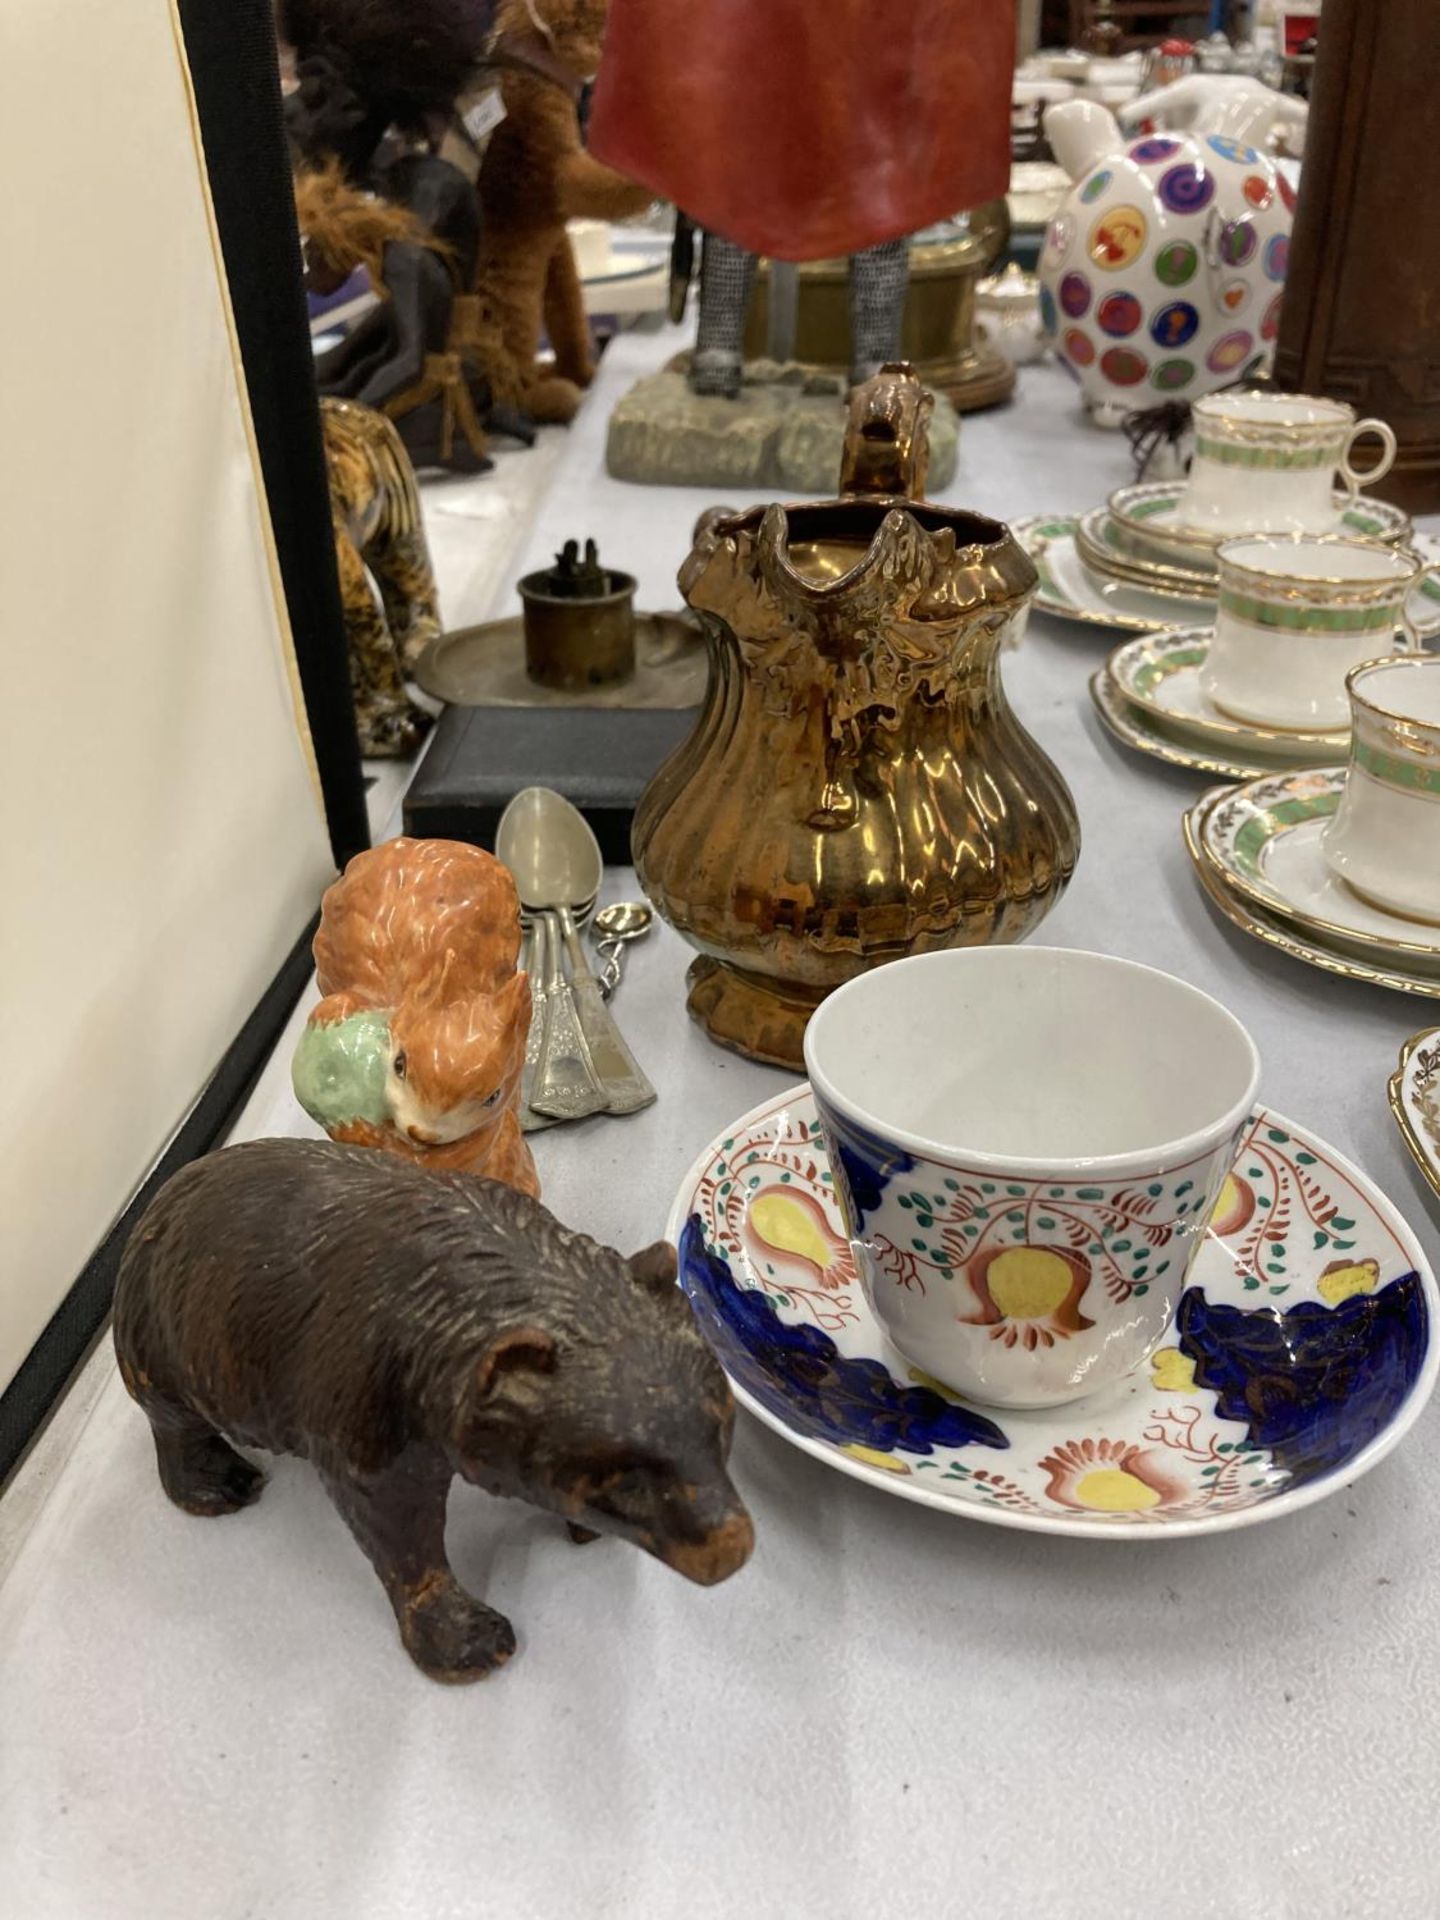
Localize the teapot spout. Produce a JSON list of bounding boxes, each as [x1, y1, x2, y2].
[[1044, 99, 1122, 183]]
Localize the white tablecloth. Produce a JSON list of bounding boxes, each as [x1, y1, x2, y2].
[[4, 328, 1440, 1920]]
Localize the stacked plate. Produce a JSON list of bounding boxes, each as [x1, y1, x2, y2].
[[1092, 623, 1350, 779], [1015, 501, 1440, 643], [1183, 768, 1440, 1001]]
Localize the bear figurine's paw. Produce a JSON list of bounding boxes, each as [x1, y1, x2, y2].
[[398, 1579, 517, 1683]]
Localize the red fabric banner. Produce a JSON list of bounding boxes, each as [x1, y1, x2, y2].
[[587, 0, 1016, 261]]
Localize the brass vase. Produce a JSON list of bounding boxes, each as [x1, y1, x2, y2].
[[632, 364, 1081, 1069]]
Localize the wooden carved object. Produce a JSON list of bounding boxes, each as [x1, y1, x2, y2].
[[292, 837, 539, 1195], [1273, 0, 1440, 513], [113, 1140, 753, 1682]]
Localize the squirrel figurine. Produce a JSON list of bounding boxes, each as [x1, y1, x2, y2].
[[292, 837, 538, 1196]]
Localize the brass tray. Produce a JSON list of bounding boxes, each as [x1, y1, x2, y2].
[[414, 611, 706, 709]]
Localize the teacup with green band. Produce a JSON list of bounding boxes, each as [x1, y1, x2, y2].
[[1201, 536, 1432, 732], [1325, 657, 1440, 926], [1182, 389, 1397, 537]]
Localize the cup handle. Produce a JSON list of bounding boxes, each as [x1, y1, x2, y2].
[[1339, 417, 1398, 503], [1400, 556, 1440, 652]]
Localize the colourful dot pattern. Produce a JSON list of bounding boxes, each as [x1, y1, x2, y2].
[[1128, 137, 1182, 164], [1208, 329, 1254, 373], [1150, 301, 1199, 348], [1096, 291, 1142, 338], [1043, 135, 1293, 402], [1155, 241, 1198, 287], [1088, 206, 1148, 271], [1158, 163, 1215, 214], [1100, 347, 1147, 386]]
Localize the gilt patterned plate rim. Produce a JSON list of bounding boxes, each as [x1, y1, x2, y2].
[[1197, 766, 1440, 972], [1183, 790, 1440, 1002], [668, 1085, 1438, 1540], [1014, 515, 1213, 635], [1389, 1028, 1440, 1204], [1076, 509, 1217, 602], [1106, 479, 1414, 564], [1107, 626, 1351, 757], [1089, 667, 1301, 780]]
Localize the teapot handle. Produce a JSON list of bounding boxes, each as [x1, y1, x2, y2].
[[839, 361, 933, 501]]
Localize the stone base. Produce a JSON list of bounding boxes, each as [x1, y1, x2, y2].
[[604, 360, 960, 494]]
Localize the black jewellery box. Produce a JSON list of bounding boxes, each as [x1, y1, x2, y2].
[[402, 703, 699, 864]]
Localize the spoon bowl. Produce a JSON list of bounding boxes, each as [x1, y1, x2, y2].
[[593, 901, 653, 943], [495, 786, 605, 916]]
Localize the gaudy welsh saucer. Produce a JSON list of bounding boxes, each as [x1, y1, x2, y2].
[[1391, 1029, 1440, 1205], [667, 1085, 1437, 1538], [1183, 790, 1440, 1003], [1014, 516, 1215, 636], [1108, 628, 1350, 764], [1196, 767, 1440, 977], [1089, 668, 1300, 781]]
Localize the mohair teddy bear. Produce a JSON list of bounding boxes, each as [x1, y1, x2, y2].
[[473, 0, 653, 424]]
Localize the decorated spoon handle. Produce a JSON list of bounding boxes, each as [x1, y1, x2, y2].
[[519, 918, 558, 1134], [555, 907, 656, 1116], [531, 911, 611, 1122]]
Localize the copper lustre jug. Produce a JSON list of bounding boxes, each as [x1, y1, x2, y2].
[[632, 363, 1080, 1068]]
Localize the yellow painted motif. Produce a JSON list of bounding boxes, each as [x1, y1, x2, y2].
[[985, 1247, 1075, 1320], [1150, 1347, 1197, 1393], [840, 1444, 911, 1475], [907, 1366, 966, 1402], [1318, 1259, 1380, 1306], [749, 1192, 834, 1272], [1211, 1173, 1244, 1227], [1074, 1468, 1163, 1512]]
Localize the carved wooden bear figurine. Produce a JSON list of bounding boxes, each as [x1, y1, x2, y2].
[[113, 1139, 753, 1683], [292, 837, 538, 1196]]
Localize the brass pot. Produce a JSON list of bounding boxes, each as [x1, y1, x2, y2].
[[632, 364, 1081, 1068]]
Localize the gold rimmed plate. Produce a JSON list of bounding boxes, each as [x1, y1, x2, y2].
[[1390, 1029, 1440, 1204], [1106, 481, 1415, 576], [1195, 767, 1440, 977], [1077, 509, 1215, 601], [1107, 627, 1350, 764], [1015, 516, 1217, 636], [1090, 670, 1323, 782], [1183, 789, 1440, 1002]]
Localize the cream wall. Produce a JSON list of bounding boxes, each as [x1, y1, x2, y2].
[[0, 1, 336, 1392]]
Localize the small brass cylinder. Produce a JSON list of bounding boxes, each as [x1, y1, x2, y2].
[[518, 569, 638, 690]]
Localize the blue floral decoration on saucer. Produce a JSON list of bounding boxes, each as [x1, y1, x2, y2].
[[1177, 1277, 1427, 1480], [679, 1217, 1006, 1457]]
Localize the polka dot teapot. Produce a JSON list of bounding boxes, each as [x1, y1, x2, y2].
[[1038, 97, 1296, 423]]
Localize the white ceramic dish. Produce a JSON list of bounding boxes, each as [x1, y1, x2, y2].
[[1016, 515, 1216, 633], [1183, 788, 1440, 1003], [1107, 626, 1348, 761], [1090, 667, 1312, 780], [1391, 1029, 1440, 1205], [1196, 766, 1440, 975], [1105, 480, 1413, 576], [669, 1085, 1438, 1537]]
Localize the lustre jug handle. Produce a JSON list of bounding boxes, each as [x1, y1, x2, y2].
[[839, 361, 933, 502]]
